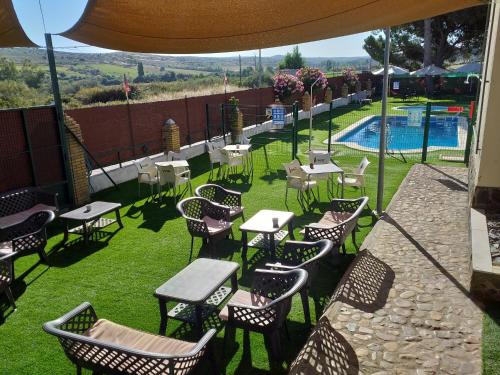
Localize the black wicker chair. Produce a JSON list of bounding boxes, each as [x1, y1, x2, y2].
[[176, 197, 232, 259], [0, 187, 58, 230], [0, 253, 15, 309], [43, 302, 218, 375], [265, 239, 333, 325], [194, 184, 245, 222], [219, 268, 308, 360], [302, 197, 368, 253], [0, 210, 55, 279]]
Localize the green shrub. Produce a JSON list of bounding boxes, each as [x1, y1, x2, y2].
[[74, 85, 140, 104]]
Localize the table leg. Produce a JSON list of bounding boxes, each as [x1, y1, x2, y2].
[[115, 208, 124, 228], [269, 233, 276, 261], [230, 272, 238, 293], [194, 305, 203, 337], [241, 231, 248, 261], [82, 220, 89, 245], [288, 220, 295, 240], [63, 221, 69, 243], [158, 299, 168, 335]]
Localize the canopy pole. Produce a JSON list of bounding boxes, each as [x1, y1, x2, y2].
[[376, 27, 391, 216], [45, 33, 75, 205]]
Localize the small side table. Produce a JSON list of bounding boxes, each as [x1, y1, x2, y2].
[[60, 201, 123, 245], [239, 209, 295, 261]]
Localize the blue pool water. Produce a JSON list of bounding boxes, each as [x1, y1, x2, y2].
[[395, 105, 449, 112], [337, 115, 460, 151]]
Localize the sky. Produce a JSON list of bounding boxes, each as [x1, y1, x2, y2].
[[12, 0, 371, 58]]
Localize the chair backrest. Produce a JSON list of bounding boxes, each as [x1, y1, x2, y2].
[[308, 151, 331, 165], [166, 151, 183, 161], [177, 197, 205, 220], [3, 210, 55, 244], [282, 239, 333, 269], [157, 164, 176, 185], [134, 157, 156, 176], [241, 136, 251, 145], [355, 157, 370, 175], [43, 302, 216, 375], [208, 148, 222, 163], [206, 141, 215, 152], [283, 159, 303, 178]]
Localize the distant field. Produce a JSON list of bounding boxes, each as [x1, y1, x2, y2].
[[88, 63, 137, 77]]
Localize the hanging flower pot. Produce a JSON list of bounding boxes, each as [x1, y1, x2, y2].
[[302, 91, 311, 112], [341, 83, 349, 98], [324, 86, 333, 103]]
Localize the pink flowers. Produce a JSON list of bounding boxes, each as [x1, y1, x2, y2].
[[272, 73, 305, 100], [296, 67, 327, 92], [342, 68, 359, 87]]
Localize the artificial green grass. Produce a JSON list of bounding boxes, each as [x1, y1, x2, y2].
[[483, 302, 500, 375], [0, 96, 477, 374]]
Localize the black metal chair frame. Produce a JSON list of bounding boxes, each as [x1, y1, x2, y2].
[[0, 187, 58, 221], [43, 302, 218, 375], [0, 210, 55, 279], [265, 239, 333, 325], [176, 197, 232, 259], [222, 268, 308, 360], [303, 197, 368, 253], [0, 253, 16, 309], [194, 184, 245, 221]]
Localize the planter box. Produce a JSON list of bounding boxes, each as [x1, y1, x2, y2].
[[470, 208, 500, 301]]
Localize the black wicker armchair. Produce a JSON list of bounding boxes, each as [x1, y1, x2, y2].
[[43, 302, 218, 375], [265, 239, 333, 325], [0, 187, 58, 230], [194, 184, 245, 221], [0, 253, 15, 309], [219, 268, 308, 360], [303, 197, 368, 253], [177, 197, 232, 259], [0, 210, 55, 278]]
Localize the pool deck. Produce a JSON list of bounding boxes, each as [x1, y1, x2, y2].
[[292, 164, 483, 374]]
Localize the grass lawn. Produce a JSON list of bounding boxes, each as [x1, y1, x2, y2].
[[1, 95, 492, 374]]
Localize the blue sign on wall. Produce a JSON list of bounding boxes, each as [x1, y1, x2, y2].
[[272, 107, 286, 125]]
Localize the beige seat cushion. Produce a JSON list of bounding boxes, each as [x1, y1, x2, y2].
[[85, 319, 196, 355], [202, 216, 232, 235], [0, 204, 56, 230], [318, 211, 352, 226], [219, 289, 273, 321]]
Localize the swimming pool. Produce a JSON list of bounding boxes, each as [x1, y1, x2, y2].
[[335, 115, 466, 152], [394, 105, 449, 111]]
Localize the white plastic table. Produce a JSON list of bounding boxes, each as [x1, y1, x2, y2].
[[301, 163, 344, 198]]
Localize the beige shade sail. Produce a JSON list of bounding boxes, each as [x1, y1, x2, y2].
[[0, 0, 36, 47], [61, 0, 484, 53]]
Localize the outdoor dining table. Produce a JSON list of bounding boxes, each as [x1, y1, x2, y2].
[[155, 160, 189, 168], [301, 163, 344, 198], [154, 258, 239, 336], [240, 209, 295, 262]]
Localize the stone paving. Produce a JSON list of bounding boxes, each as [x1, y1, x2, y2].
[[291, 164, 483, 375]]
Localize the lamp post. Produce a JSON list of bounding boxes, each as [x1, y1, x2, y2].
[[308, 76, 322, 151]]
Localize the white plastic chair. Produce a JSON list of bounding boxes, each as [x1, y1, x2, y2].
[[337, 156, 370, 195], [220, 148, 244, 178], [207, 142, 223, 176], [157, 164, 192, 204], [283, 160, 317, 205], [166, 151, 184, 161], [133, 157, 158, 198]]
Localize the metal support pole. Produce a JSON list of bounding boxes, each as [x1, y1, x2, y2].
[[293, 102, 299, 159], [328, 101, 333, 154], [376, 27, 391, 216], [220, 104, 227, 145], [45, 33, 75, 205], [205, 103, 211, 140], [421, 102, 432, 163]]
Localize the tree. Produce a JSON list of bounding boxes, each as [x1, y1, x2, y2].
[[278, 46, 305, 70], [137, 62, 145, 77], [325, 60, 332, 71], [19, 60, 45, 89], [362, 5, 487, 69]]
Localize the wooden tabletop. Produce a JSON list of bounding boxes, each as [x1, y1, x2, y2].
[[155, 160, 189, 168], [60, 201, 121, 221], [301, 163, 343, 175], [240, 209, 294, 234], [154, 258, 239, 303]]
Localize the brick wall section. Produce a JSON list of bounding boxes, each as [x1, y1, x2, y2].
[[64, 115, 91, 205], [162, 122, 181, 153]]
